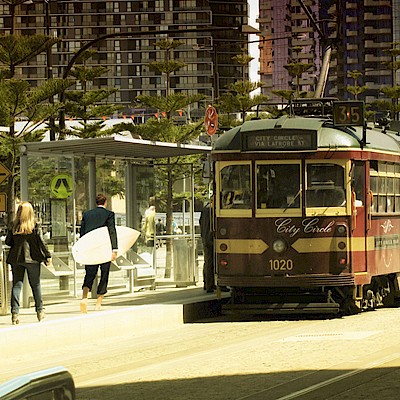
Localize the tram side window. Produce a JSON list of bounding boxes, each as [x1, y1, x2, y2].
[[257, 164, 300, 209], [370, 162, 400, 214], [220, 164, 251, 209], [396, 164, 400, 212], [306, 163, 345, 207], [370, 162, 379, 213]]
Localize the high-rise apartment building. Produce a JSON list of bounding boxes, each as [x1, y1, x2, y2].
[[257, 0, 399, 103], [258, 0, 323, 100], [0, 0, 249, 115]]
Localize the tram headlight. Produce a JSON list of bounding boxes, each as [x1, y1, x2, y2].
[[272, 238, 287, 253], [220, 243, 228, 252]]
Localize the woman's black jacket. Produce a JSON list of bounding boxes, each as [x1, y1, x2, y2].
[[5, 226, 51, 265]]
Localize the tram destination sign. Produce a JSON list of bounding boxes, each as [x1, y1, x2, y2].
[[242, 129, 317, 151], [333, 101, 365, 126]]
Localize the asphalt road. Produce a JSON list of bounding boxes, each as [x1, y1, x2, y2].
[[3, 307, 400, 399]]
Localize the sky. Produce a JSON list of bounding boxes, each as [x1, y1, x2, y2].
[[247, 0, 260, 82]]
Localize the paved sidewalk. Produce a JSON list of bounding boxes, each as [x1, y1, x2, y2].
[[0, 285, 225, 358]]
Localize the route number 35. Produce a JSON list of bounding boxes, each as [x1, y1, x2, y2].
[[333, 101, 365, 126]]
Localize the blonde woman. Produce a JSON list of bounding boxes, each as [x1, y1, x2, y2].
[[5, 202, 51, 325]]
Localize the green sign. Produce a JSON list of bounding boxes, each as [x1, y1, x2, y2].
[[50, 174, 73, 198]]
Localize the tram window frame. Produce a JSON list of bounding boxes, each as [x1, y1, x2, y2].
[[216, 161, 252, 218], [395, 167, 400, 212], [370, 161, 400, 214], [255, 160, 302, 217], [305, 160, 350, 216], [352, 161, 365, 206]]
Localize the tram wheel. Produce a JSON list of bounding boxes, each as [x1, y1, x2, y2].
[[339, 297, 360, 316]]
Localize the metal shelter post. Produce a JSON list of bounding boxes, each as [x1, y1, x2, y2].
[[125, 162, 134, 229], [88, 158, 96, 209], [125, 162, 135, 292], [88, 157, 97, 298], [20, 150, 32, 307]]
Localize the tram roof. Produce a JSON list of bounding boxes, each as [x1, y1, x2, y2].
[[21, 135, 212, 160], [213, 116, 400, 154]]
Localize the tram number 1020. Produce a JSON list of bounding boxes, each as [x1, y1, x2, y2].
[[269, 259, 294, 271]]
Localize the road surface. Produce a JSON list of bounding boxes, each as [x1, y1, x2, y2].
[[2, 308, 400, 399]]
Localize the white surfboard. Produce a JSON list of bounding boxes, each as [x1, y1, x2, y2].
[[72, 226, 140, 265]]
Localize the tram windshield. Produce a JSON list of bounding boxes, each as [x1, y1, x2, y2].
[[257, 163, 301, 209], [306, 163, 345, 207], [220, 164, 251, 209]]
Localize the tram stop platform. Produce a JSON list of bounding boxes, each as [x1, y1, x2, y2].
[[0, 285, 229, 359]]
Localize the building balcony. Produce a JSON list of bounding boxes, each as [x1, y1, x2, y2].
[[364, 13, 390, 20], [365, 41, 392, 49], [364, 0, 391, 5], [345, 30, 359, 36], [364, 27, 391, 34]]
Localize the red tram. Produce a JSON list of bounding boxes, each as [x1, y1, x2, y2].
[[211, 100, 400, 314]]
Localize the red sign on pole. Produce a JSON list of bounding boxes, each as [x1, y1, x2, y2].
[[204, 105, 218, 136]]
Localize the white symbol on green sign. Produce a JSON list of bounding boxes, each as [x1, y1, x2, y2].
[[50, 174, 73, 198]]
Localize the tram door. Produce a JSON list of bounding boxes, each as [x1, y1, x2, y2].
[[351, 162, 368, 273]]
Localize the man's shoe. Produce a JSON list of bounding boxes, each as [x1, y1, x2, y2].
[[37, 311, 46, 322], [80, 299, 88, 313], [11, 313, 19, 325]]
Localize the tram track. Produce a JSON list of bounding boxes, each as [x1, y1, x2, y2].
[[3, 309, 400, 400], [75, 311, 400, 400]]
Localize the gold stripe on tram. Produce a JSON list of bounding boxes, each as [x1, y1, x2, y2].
[[215, 239, 269, 254]]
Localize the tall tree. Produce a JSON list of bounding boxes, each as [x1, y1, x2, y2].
[[0, 33, 73, 223], [378, 42, 400, 120], [133, 39, 206, 278], [346, 70, 367, 100], [217, 80, 269, 123], [59, 50, 123, 139]]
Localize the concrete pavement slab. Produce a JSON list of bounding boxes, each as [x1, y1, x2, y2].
[[0, 285, 227, 358]]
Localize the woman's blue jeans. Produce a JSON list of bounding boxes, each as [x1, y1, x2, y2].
[[11, 262, 43, 314]]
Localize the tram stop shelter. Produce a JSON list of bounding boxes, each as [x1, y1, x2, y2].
[[10, 135, 211, 309]]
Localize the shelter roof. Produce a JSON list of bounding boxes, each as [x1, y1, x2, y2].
[[21, 135, 211, 161]]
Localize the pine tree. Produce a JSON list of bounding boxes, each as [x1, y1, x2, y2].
[[0, 33, 73, 222]]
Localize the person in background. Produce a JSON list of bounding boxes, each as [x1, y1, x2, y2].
[[5, 202, 51, 325], [156, 218, 165, 236], [80, 193, 118, 313], [156, 218, 165, 247], [143, 197, 156, 248]]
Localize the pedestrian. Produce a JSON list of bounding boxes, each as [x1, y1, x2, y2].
[[80, 193, 118, 313], [143, 197, 156, 247], [156, 218, 165, 248], [5, 201, 51, 325], [199, 202, 215, 292], [156, 218, 165, 236]]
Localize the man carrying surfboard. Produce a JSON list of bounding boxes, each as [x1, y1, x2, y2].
[[79, 193, 118, 313]]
